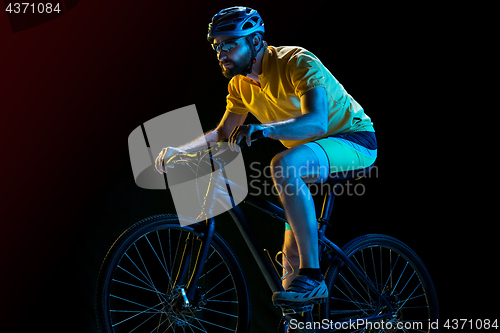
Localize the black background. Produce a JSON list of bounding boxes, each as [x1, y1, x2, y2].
[[0, 1, 496, 332]]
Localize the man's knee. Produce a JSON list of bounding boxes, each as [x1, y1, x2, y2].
[[270, 151, 286, 174], [270, 151, 298, 183]]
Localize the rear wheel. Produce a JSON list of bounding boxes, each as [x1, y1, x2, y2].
[[96, 214, 251, 332], [320, 234, 439, 332]]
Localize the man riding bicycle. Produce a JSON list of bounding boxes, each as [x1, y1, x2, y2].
[[155, 6, 377, 309]]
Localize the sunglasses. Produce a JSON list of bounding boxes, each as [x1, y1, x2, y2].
[[211, 37, 245, 54]]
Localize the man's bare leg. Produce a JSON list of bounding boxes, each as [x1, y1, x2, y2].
[[271, 145, 329, 306], [271, 145, 320, 269]]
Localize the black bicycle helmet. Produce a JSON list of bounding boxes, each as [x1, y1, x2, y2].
[[207, 6, 265, 43]]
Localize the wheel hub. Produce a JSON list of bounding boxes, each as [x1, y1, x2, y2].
[[161, 286, 193, 326], [161, 286, 208, 328]]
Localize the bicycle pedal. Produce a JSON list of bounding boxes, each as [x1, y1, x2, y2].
[[274, 297, 326, 309], [281, 304, 314, 314]]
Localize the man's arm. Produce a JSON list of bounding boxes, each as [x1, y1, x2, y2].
[[155, 111, 247, 173], [216, 111, 248, 140], [229, 87, 328, 148], [179, 110, 247, 149], [265, 86, 328, 139]]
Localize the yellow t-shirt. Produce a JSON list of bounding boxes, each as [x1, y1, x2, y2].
[[226, 46, 374, 148]]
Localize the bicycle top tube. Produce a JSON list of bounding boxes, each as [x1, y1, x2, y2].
[[244, 193, 287, 222]]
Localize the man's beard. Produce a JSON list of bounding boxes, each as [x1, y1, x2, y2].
[[219, 50, 252, 79]]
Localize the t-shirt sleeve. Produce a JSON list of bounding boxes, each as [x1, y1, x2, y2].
[[225, 78, 249, 115], [288, 51, 327, 97]]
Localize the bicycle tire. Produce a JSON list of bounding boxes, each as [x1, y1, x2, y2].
[[96, 214, 251, 333], [319, 234, 439, 332]]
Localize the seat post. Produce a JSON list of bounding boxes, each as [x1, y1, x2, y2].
[[317, 185, 337, 227]]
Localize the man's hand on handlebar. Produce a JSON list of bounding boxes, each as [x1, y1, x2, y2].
[[228, 124, 266, 151], [155, 126, 268, 174], [155, 146, 185, 174]]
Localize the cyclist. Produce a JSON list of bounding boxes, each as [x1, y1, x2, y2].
[[155, 6, 377, 308]]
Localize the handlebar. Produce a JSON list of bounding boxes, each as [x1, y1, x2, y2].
[[164, 128, 268, 169], [163, 128, 269, 211], [248, 128, 268, 141]]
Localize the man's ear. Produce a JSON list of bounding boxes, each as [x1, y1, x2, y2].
[[252, 34, 262, 49]]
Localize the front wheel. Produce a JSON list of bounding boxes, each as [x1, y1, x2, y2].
[[96, 214, 251, 332], [320, 234, 439, 332]]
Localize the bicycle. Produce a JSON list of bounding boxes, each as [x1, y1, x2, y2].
[[96, 131, 439, 332]]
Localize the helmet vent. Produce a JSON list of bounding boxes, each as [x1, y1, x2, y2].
[[242, 22, 254, 30], [217, 24, 236, 32]]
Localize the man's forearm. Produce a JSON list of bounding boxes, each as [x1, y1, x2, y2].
[[263, 112, 327, 141], [260, 86, 328, 141], [178, 129, 221, 152]]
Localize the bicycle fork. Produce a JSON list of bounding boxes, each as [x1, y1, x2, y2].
[[173, 217, 216, 305]]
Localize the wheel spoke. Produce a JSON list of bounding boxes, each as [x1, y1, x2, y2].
[[133, 242, 158, 292], [199, 306, 238, 318], [204, 273, 231, 296], [117, 264, 156, 291], [112, 278, 166, 296], [321, 235, 438, 332], [109, 295, 163, 328], [381, 254, 401, 293], [145, 234, 174, 286], [183, 314, 236, 332], [205, 286, 236, 302], [98, 219, 248, 333], [123, 252, 159, 294]]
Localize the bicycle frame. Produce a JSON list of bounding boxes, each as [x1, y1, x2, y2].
[[169, 147, 395, 331], [179, 189, 395, 332]]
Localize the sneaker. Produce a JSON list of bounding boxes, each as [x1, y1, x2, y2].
[[272, 275, 328, 308]]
